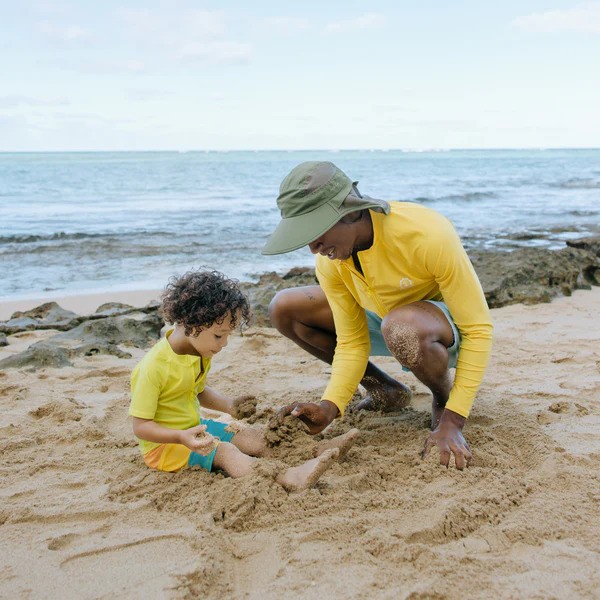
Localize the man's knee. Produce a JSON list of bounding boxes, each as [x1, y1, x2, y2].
[[381, 308, 424, 368], [268, 288, 297, 329]]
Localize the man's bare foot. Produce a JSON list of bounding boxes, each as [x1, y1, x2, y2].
[[277, 448, 339, 492], [313, 428, 359, 460], [353, 378, 412, 412], [231, 395, 258, 419]]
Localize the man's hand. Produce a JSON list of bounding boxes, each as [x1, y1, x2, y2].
[[179, 424, 217, 455], [277, 400, 339, 435], [421, 408, 473, 470]]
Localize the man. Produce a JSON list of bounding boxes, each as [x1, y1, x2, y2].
[[262, 161, 493, 470]]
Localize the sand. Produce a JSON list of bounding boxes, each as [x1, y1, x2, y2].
[[1, 288, 599, 599]]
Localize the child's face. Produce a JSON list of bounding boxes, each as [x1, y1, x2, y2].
[[188, 313, 236, 358]]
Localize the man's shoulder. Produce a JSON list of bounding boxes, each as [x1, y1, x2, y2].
[[385, 202, 454, 235], [388, 200, 447, 219]]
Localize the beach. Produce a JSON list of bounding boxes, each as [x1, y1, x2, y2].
[[1, 284, 599, 599]]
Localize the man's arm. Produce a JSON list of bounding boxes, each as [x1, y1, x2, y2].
[[425, 214, 494, 418], [316, 259, 371, 417], [420, 214, 493, 468], [276, 260, 368, 434]]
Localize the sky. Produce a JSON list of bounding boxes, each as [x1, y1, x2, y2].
[[1, 0, 599, 151]]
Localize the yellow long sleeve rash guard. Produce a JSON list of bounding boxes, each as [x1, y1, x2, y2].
[[316, 201, 493, 418]]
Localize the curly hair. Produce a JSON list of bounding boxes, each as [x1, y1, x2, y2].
[[161, 270, 251, 336]]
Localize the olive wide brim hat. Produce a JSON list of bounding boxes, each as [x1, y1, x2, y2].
[[262, 161, 390, 255]]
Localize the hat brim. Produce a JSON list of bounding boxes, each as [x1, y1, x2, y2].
[[262, 194, 390, 255], [262, 202, 345, 255]]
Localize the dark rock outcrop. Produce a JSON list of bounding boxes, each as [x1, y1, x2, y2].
[[0, 310, 162, 370], [0, 302, 82, 334], [1, 235, 599, 369], [53, 311, 163, 348], [240, 267, 317, 327], [471, 244, 600, 308]]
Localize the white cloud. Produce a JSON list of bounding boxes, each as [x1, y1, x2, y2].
[[324, 12, 386, 34], [263, 16, 310, 34], [117, 8, 251, 66], [512, 2, 600, 34], [0, 95, 70, 108], [119, 8, 227, 43], [117, 59, 145, 73], [38, 21, 91, 41], [178, 41, 252, 65]]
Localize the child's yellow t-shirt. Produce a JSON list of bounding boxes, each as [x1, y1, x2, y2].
[[129, 329, 211, 455], [316, 202, 493, 419]]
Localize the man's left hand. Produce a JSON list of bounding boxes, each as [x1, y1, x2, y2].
[[421, 408, 473, 470]]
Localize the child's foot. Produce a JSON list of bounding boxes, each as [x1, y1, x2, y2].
[[313, 428, 359, 460], [277, 448, 339, 492]]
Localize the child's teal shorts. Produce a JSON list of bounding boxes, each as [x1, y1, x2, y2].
[[143, 418, 235, 473], [187, 419, 236, 471]]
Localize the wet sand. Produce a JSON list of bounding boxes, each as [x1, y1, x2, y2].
[[1, 288, 599, 598]]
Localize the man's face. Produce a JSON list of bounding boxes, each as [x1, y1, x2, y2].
[[308, 219, 357, 261]]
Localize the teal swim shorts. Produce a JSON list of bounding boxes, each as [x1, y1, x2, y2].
[[187, 418, 236, 471], [366, 300, 461, 371]]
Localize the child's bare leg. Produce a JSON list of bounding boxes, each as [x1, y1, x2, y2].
[[276, 448, 339, 492], [212, 441, 257, 477], [214, 442, 339, 491], [313, 428, 360, 460], [230, 426, 268, 457]]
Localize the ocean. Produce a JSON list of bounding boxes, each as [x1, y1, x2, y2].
[[1, 149, 599, 301]]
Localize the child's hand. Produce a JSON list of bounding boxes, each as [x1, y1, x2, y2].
[[231, 395, 258, 419], [180, 425, 217, 455]]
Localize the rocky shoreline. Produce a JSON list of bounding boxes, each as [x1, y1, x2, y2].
[[1, 235, 599, 368]]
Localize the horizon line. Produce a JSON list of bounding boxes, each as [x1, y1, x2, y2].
[[1, 146, 599, 154]]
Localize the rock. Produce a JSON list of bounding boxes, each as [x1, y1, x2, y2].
[[53, 311, 163, 348], [74, 343, 132, 359], [0, 342, 73, 369], [566, 235, 600, 258], [0, 302, 82, 334], [91, 301, 160, 319], [471, 246, 600, 308], [240, 267, 317, 327], [0, 333, 8, 347]]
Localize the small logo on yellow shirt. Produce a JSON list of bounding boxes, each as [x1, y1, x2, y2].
[[399, 277, 414, 289]]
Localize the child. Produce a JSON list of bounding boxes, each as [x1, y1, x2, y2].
[[129, 270, 358, 491]]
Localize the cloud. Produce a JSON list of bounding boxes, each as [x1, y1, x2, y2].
[[512, 2, 600, 34], [119, 8, 227, 43], [178, 41, 252, 65], [324, 12, 386, 34], [127, 89, 176, 102], [38, 21, 91, 42], [0, 95, 70, 109], [114, 59, 145, 73], [263, 16, 310, 34], [117, 8, 252, 66]]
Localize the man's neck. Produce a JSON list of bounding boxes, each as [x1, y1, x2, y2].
[[353, 210, 374, 253]]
